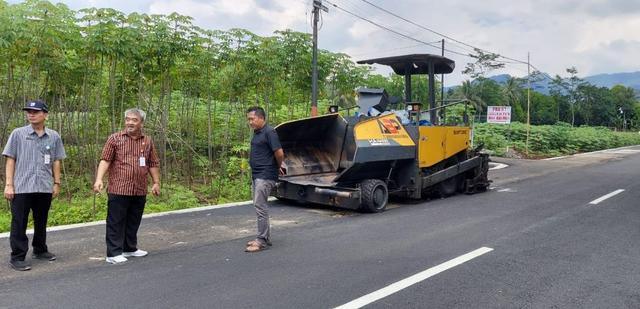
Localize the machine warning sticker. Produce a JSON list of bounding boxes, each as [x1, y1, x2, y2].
[[368, 139, 390, 146], [354, 114, 415, 146], [378, 118, 401, 134]]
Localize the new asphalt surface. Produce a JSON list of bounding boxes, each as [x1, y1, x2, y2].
[[1, 146, 639, 308]]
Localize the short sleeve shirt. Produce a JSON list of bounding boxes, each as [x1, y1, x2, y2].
[[2, 125, 66, 194], [249, 125, 282, 181], [100, 131, 160, 196]]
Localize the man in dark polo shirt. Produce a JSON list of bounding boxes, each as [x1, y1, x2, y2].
[[245, 106, 284, 253], [3, 100, 66, 271], [93, 108, 160, 264]]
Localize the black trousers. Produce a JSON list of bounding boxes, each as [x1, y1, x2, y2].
[[106, 194, 146, 257], [10, 193, 53, 262]]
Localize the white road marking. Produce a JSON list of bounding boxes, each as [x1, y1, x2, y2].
[[589, 189, 625, 205], [489, 163, 508, 170], [333, 247, 494, 309], [0, 197, 277, 239], [497, 188, 514, 192], [543, 145, 640, 160], [606, 149, 640, 154], [542, 155, 570, 161]]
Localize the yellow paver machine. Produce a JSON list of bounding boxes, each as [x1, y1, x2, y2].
[[274, 54, 490, 212]]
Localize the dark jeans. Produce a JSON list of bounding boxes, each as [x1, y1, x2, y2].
[[106, 194, 146, 257], [10, 193, 53, 262]]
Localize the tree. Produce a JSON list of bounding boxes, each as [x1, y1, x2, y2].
[[556, 67, 586, 126], [462, 48, 505, 79], [502, 77, 525, 122], [610, 85, 637, 130], [530, 92, 557, 125], [459, 80, 485, 111], [461, 48, 506, 116]]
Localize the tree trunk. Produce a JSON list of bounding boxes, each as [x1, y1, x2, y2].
[[108, 56, 117, 133]]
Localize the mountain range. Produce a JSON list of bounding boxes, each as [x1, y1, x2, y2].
[[483, 71, 640, 95]]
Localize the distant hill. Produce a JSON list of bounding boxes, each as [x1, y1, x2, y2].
[[487, 73, 553, 94], [584, 72, 640, 91], [458, 71, 640, 95], [446, 71, 640, 98]]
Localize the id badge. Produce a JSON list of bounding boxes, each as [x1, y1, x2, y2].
[[44, 154, 51, 165], [139, 156, 146, 167]]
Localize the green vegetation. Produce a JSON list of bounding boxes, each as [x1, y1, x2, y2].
[[1, 183, 203, 232], [474, 122, 640, 158]]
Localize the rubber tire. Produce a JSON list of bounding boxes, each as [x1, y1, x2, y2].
[[438, 174, 458, 197], [456, 152, 469, 193], [438, 156, 462, 197], [360, 179, 388, 213]]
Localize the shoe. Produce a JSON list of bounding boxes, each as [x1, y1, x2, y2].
[[122, 249, 148, 257], [105, 255, 128, 264], [32, 252, 57, 261], [9, 260, 31, 271]]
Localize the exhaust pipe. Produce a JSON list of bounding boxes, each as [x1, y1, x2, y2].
[[314, 187, 354, 198]]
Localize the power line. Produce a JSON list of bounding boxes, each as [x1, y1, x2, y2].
[[441, 39, 477, 55], [348, 42, 440, 58], [324, 0, 524, 68], [338, 0, 502, 63], [357, 0, 530, 65], [319, 0, 553, 80], [529, 64, 555, 82], [323, 0, 470, 58]]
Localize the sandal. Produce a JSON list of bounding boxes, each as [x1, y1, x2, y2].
[[247, 239, 272, 247], [245, 243, 268, 253]]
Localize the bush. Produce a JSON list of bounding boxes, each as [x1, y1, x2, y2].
[[474, 122, 640, 157], [0, 183, 202, 233]]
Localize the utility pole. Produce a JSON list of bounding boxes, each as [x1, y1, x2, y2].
[[312, 0, 328, 116], [526, 52, 531, 155], [620, 107, 626, 130], [441, 39, 445, 123]]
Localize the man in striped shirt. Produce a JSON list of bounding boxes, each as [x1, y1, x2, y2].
[[3, 100, 66, 271], [93, 108, 160, 264]]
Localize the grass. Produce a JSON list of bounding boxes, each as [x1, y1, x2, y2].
[[0, 182, 240, 233]]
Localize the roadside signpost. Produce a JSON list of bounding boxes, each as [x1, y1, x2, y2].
[[487, 106, 511, 124]]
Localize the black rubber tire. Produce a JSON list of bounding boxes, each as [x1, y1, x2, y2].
[[360, 179, 388, 213], [438, 174, 458, 197], [456, 152, 469, 193], [438, 156, 462, 197]]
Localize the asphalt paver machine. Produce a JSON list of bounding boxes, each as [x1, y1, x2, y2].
[[274, 54, 490, 212]]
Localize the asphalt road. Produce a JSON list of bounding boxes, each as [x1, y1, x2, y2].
[[1, 146, 639, 308]]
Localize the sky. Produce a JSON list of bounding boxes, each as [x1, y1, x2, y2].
[[9, 0, 640, 85]]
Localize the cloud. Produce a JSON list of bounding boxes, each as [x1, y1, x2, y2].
[[146, 0, 309, 36], [149, 0, 254, 16], [254, 0, 309, 32], [579, 39, 640, 74], [577, 0, 640, 18]]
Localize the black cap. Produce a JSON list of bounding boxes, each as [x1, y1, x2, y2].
[[23, 100, 48, 113]]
